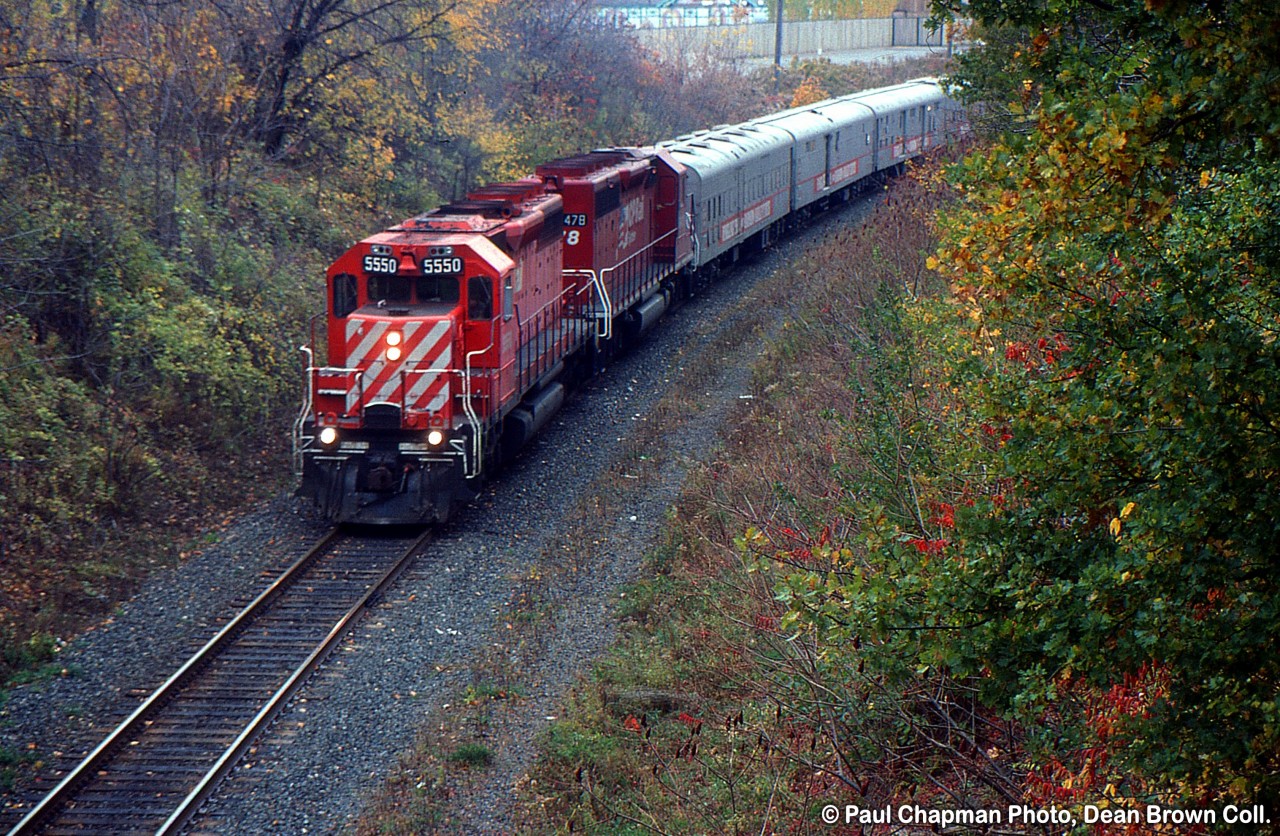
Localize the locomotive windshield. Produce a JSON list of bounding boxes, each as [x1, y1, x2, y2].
[[368, 274, 413, 303], [417, 274, 460, 304], [333, 273, 358, 318], [365, 273, 460, 310]]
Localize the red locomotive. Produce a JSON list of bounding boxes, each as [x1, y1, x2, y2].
[[295, 148, 692, 523], [295, 79, 959, 524]]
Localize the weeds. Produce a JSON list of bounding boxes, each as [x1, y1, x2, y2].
[[515, 157, 1023, 833], [463, 682, 524, 704], [447, 743, 494, 768], [0, 745, 36, 791], [1, 631, 62, 688]]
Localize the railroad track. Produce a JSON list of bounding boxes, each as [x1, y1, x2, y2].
[[6, 529, 431, 836]]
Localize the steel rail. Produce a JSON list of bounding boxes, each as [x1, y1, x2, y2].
[[157, 528, 431, 834], [5, 527, 427, 836], [5, 529, 342, 836]]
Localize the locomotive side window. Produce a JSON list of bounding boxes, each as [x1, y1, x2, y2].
[[467, 276, 493, 320], [333, 273, 358, 319], [416, 275, 460, 304], [369, 274, 412, 303]]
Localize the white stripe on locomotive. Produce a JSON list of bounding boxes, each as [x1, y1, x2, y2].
[[368, 321, 425, 404], [402, 322, 452, 412], [346, 318, 390, 371]]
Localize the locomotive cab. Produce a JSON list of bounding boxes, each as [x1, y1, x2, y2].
[[296, 187, 564, 525], [298, 237, 500, 523]]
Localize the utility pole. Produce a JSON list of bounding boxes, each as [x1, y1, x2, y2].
[[773, 0, 785, 96]]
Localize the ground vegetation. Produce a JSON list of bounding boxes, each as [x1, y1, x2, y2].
[[925, 0, 1280, 811], [0, 0, 772, 685], [513, 1, 1280, 830]]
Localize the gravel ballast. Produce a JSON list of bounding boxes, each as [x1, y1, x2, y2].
[[0, 193, 881, 835]]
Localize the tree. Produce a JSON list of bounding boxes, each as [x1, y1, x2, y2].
[[211, 0, 457, 159], [927, 0, 1280, 806], [788, 74, 828, 107]]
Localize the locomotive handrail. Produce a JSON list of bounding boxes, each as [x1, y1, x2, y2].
[[513, 302, 524, 389], [513, 290, 572, 392], [564, 268, 612, 340], [597, 226, 681, 299], [291, 312, 327, 475], [686, 208, 701, 266], [514, 294, 553, 331], [292, 345, 316, 475], [461, 319, 499, 479], [599, 226, 680, 278]]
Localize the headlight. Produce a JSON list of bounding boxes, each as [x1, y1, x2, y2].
[[427, 429, 444, 446], [319, 426, 338, 446], [386, 346, 402, 361], [386, 331, 403, 347]]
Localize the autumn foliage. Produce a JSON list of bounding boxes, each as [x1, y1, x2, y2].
[[0, 0, 770, 682], [918, 0, 1280, 813], [520, 3, 1280, 832]]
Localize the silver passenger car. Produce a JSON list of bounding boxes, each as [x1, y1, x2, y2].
[[658, 78, 953, 271], [811, 97, 878, 196], [660, 121, 792, 267], [746, 97, 886, 213], [841, 79, 948, 173]]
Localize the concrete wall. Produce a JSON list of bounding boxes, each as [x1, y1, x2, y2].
[[631, 17, 949, 61]]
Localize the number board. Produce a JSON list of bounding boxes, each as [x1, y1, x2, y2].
[[421, 256, 464, 275], [362, 254, 398, 275], [363, 255, 463, 275]]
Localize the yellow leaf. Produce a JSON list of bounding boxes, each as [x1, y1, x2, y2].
[[1121, 501, 1136, 519], [1109, 518, 1122, 537]]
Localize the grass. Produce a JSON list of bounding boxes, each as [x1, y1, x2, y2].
[[0, 745, 36, 792], [0, 631, 67, 689], [463, 682, 525, 704], [507, 158, 1008, 833], [446, 743, 494, 768]]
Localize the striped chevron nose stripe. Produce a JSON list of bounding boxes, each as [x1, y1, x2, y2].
[[345, 319, 453, 415]]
